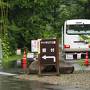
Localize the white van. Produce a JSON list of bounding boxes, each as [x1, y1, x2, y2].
[[62, 19, 90, 60]]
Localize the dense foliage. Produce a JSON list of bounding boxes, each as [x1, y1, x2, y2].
[[0, 0, 90, 57]]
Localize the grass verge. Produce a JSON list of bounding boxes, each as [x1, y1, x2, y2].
[[2, 55, 23, 68]]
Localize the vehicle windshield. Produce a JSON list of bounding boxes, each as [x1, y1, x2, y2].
[[66, 24, 90, 34]]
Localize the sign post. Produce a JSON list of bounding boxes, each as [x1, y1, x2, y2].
[[38, 39, 59, 75]]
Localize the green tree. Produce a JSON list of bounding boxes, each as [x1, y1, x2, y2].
[[1, 0, 90, 57]]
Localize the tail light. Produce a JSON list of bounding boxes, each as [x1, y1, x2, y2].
[[64, 44, 70, 48]]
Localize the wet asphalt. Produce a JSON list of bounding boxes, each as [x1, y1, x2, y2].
[[0, 75, 86, 90], [0, 63, 89, 90]]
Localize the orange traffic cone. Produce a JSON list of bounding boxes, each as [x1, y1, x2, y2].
[[84, 51, 89, 66], [22, 49, 27, 70]]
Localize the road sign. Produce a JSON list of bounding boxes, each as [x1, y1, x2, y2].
[[31, 39, 41, 53], [31, 40, 38, 52], [38, 39, 59, 75]]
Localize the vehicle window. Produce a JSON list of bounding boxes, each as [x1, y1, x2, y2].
[[66, 24, 90, 34]]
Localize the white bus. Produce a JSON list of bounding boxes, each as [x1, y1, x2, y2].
[[62, 19, 90, 60]]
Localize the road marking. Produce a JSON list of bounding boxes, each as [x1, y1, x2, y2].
[[0, 72, 16, 76]]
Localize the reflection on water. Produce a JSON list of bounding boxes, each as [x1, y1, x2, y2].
[[0, 75, 60, 90]]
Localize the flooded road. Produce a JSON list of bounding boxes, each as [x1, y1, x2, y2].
[[0, 75, 85, 90]]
